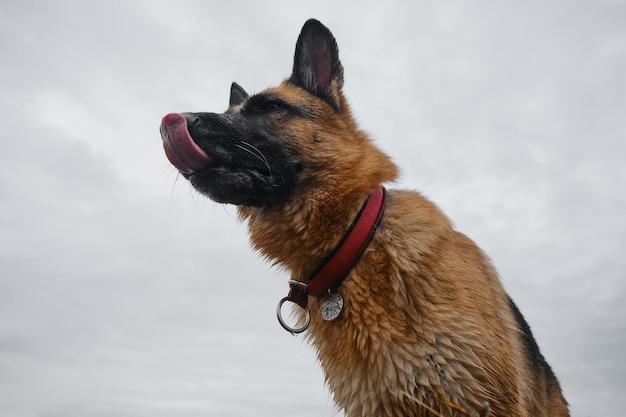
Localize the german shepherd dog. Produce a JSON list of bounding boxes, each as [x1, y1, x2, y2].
[[160, 19, 569, 417]]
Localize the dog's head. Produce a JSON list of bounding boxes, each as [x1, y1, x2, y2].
[[161, 19, 397, 209]]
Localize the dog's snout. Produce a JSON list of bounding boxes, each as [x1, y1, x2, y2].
[[181, 112, 201, 127]]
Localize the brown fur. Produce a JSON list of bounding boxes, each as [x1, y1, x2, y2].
[[165, 19, 569, 417], [238, 79, 568, 417]]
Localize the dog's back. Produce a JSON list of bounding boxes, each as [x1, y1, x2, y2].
[[508, 295, 570, 416]]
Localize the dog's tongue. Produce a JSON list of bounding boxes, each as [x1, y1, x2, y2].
[[160, 113, 212, 174]]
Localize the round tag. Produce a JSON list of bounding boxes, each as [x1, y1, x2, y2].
[[321, 293, 344, 321]]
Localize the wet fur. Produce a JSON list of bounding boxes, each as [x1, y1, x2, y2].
[[171, 19, 569, 417]]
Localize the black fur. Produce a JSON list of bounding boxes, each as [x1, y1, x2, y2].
[[507, 296, 560, 387], [181, 106, 303, 207]]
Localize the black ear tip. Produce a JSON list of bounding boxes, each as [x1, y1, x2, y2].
[[303, 18, 324, 28], [300, 18, 333, 37], [229, 82, 249, 108], [296, 18, 338, 59]]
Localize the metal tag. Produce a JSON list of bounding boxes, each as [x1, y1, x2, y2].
[[321, 292, 344, 321]]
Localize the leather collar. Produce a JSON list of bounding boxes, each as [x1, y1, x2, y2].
[[286, 186, 387, 309]]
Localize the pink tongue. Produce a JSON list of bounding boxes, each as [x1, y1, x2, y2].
[[160, 113, 212, 174]]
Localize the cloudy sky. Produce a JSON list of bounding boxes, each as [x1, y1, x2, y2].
[[1, 1, 624, 416]]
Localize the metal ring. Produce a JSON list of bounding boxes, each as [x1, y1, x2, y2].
[[276, 297, 310, 335]]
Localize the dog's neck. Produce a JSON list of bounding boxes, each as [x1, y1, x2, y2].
[[286, 186, 386, 305], [239, 131, 397, 275], [239, 185, 384, 276]]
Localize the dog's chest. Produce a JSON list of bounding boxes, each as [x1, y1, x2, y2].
[[313, 324, 487, 417]]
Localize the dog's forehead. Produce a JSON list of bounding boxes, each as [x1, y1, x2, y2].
[[241, 84, 316, 118], [265, 83, 325, 108]]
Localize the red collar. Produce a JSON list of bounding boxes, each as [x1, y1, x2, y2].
[[285, 186, 387, 310]]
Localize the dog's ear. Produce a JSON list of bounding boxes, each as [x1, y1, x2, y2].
[[289, 19, 344, 110], [229, 82, 249, 109]]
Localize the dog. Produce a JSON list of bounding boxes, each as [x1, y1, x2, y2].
[[160, 18, 569, 417]]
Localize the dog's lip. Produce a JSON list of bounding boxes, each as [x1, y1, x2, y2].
[[160, 113, 213, 174]]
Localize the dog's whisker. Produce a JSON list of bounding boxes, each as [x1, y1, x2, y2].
[[168, 171, 182, 208], [239, 141, 272, 176], [235, 142, 272, 176]]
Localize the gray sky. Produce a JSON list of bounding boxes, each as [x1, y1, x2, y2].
[[1, 1, 624, 416]]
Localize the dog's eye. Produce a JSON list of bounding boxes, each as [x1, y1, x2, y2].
[[264, 101, 282, 111], [248, 98, 285, 114]]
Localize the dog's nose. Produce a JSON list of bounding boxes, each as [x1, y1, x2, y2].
[[181, 112, 201, 127]]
